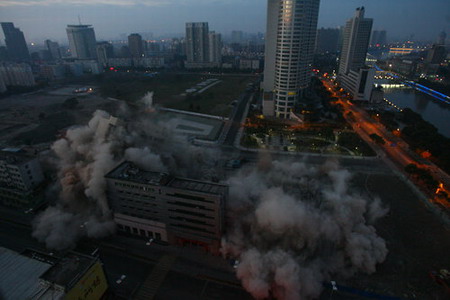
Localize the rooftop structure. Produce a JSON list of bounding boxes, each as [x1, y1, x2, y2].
[[0, 247, 108, 300]]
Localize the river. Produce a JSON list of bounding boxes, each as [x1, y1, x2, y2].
[[383, 86, 450, 138]]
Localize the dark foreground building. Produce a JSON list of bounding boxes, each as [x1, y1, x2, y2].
[[0, 247, 108, 300]]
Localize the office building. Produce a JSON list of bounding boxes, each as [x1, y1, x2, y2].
[[66, 25, 97, 59], [185, 22, 211, 68], [338, 7, 373, 75], [338, 7, 374, 101], [262, 0, 321, 119], [96, 41, 114, 67], [106, 161, 227, 254], [1, 22, 30, 61], [128, 33, 144, 58], [316, 28, 340, 54], [0, 149, 44, 208], [0, 247, 108, 300], [371, 30, 387, 46], [0, 62, 35, 87], [45, 39, 61, 60], [209, 31, 222, 65]]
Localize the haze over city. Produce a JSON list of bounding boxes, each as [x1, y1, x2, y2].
[[0, 0, 449, 42]]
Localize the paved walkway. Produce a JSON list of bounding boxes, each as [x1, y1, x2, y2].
[[134, 254, 177, 300]]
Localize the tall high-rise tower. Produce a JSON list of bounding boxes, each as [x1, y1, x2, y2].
[[66, 25, 97, 60], [208, 31, 222, 65], [338, 7, 373, 75], [1, 22, 30, 61], [185, 22, 210, 63], [128, 33, 144, 58], [338, 7, 374, 101], [262, 0, 321, 119]]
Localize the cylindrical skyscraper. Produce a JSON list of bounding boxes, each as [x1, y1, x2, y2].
[[263, 0, 321, 119]]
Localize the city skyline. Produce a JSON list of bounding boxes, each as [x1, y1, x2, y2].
[[0, 0, 449, 43]]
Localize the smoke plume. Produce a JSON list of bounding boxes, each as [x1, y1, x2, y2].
[[222, 160, 388, 300], [33, 95, 218, 250]]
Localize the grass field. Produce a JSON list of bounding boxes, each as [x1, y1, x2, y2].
[[99, 73, 257, 117]]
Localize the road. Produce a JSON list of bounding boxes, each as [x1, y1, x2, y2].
[[323, 79, 450, 210], [222, 90, 254, 146]]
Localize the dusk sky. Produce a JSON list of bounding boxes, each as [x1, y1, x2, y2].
[[0, 0, 449, 44]]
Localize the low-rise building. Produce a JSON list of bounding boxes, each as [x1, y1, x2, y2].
[[105, 161, 227, 254], [0, 149, 45, 208], [339, 67, 375, 101], [0, 247, 108, 300]]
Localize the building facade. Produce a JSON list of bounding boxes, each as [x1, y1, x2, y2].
[[128, 33, 144, 58], [0, 62, 35, 87], [185, 22, 212, 68], [96, 41, 114, 67], [338, 7, 373, 75], [262, 0, 321, 119], [0, 150, 44, 208], [208, 31, 222, 65], [45, 39, 61, 60], [66, 25, 97, 60], [106, 162, 227, 254], [1, 22, 30, 61], [338, 7, 374, 101]]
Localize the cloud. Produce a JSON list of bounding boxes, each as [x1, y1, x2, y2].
[[0, 0, 167, 7]]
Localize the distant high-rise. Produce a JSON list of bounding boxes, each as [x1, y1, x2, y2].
[[438, 30, 447, 45], [338, 7, 374, 101], [371, 30, 387, 46], [208, 31, 222, 65], [45, 40, 61, 60], [262, 0, 321, 119], [338, 7, 373, 75], [316, 28, 340, 54], [128, 33, 144, 58], [96, 42, 114, 66], [66, 25, 97, 59], [186, 22, 210, 63], [1, 22, 30, 61]]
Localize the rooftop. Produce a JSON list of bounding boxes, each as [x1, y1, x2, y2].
[[168, 178, 227, 195], [106, 161, 228, 195], [0, 247, 58, 300], [0, 149, 34, 165], [105, 161, 170, 186], [39, 252, 96, 290]]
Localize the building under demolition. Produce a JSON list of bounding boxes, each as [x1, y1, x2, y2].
[[105, 161, 228, 254]]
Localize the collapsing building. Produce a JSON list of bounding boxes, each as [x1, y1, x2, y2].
[[0, 247, 108, 300], [105, 161, 227, 254]]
